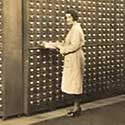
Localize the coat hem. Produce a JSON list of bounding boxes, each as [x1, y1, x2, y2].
[[61, 89, 83, 95]]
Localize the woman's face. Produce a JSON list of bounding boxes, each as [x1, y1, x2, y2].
[[65, 13, 74, 25]]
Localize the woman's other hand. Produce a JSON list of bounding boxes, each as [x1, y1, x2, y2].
[[36, 41, 45, 47]]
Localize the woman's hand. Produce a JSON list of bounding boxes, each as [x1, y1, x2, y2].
[[55, 40, 64, 49], [44, 42, 57, 49], [37, 41, 56, 49]]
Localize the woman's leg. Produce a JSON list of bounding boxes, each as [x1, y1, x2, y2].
[[73, 94, 82, 111], [66, 94, 82, 117]]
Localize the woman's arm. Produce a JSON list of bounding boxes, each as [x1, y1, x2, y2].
[[58, 28, 85, 54]]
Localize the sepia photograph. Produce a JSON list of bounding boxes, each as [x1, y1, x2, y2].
[[0, 0, 124, 125]]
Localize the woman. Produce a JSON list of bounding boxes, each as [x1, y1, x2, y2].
[[41, 9, 86, 117], [55, 9, 86, 117]]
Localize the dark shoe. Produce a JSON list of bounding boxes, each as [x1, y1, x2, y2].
[[66, 109, 74, 117], [73, 107, 82, 116], [66, 111, 74, 117], [66, 107, 82, 117]]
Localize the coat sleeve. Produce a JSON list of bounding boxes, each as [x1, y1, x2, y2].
[[59, 27, 85, 54]]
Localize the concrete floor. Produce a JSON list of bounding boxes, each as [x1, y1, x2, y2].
[[0, 95, 125, 125], [32, 101, 125, 125]]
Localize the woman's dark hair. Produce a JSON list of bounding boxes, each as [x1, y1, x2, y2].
[[65, 9, 78, 21]]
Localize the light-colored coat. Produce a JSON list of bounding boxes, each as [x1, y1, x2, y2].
[[59, 22, 85, 94]]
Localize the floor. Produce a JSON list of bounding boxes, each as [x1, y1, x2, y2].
[[0, 95, 125, 125], [32, 101, 125, 125]]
